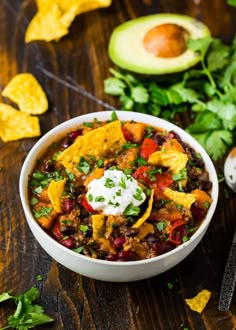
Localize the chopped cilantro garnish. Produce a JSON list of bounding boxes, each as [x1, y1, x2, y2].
[[73, 246, 84, 254], [76, 157, 91, 175], [104, 177, 115, 188], [80, 224, 89, 232], [156, 221, 166, 231], [148, 168, 162, 181], [97, 159, 104, 168], [116, 189, 122, 196], [30, 196, 39, 206], [124, 167, 132, 175], [137, 157, 147, 166], [133, 187, 144, 201], [111, 111, 118, 121], [95, 196, 105, 202], [83, 122, 93, 128], [182, 236, 189, 243], [87, 193, 93, 202], [124, 203, 140, 216], [119, 177, 127, 189], [172, 168, 187, 181], [33, 207, 53, 219], [123, 141, 138, 149]]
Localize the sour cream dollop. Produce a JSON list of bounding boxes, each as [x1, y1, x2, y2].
[[86, 169, 146, 215]]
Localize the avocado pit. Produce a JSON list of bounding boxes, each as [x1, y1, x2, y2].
[[143, 23, 189, 58]]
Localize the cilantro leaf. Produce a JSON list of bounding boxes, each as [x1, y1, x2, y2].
[[191, 130, 233, 160], [186, 111, 222, 133], [227, 0, 236, 7], [187, 37, 212, 58], [131, 86, 149, 103], [0, 292, 14, 303], [0, 286, 54, 330], [206, 38, 230, 71], [104, 77, 126, 95]]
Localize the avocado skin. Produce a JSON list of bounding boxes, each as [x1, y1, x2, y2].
[[108, 13, 210, 75]]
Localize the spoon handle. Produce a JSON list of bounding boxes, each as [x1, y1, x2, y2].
[[218, 231, 236, 311]]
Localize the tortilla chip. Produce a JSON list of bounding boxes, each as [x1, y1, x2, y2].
[[48, 179, 66, 213], [58, 120, 126, 175], [26, 0, 112, 43], [25, 4, 70, 43], [92, 214, 106, 240], [164, 187, 196, 209], [132, 189, 154, 228], [148, 150, 188, 174], [185, 289, 212, 313], [2, 73, 48, 115], [0, 103, 41, 142]]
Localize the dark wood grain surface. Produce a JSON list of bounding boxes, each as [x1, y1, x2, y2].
[[1, 1, 236, 329]]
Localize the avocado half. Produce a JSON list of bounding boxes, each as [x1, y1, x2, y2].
[[108, 14, 210, 75]]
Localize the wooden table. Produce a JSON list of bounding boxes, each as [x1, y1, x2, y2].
[[1, 1, 236, 329]]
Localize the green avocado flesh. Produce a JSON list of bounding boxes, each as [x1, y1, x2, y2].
[[108, 14, 210, 75]]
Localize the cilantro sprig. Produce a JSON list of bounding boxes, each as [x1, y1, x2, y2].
[[104, 35, 236, 161], [0, 286, 54, 329]]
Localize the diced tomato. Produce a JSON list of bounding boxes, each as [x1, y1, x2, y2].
[[140, 138, 159, 160], [155, 172, 173, 191], [133, 166, 173, 190], [81, 194, 97, 213], [133, 166, 153, 185], [169, 219, 186, 245], [121, 126, 133, 142]]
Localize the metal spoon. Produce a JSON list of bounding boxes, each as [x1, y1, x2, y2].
[[218, 147, 236, 311]]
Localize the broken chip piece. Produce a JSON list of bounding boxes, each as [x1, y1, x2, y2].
[[25, 0, 112, 43], [185, 289, 212, 313], [0, 103, 41, 142], [2, 73, 48, 115]]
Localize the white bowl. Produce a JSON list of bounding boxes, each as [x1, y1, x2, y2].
[[19, 111, 219, 282]]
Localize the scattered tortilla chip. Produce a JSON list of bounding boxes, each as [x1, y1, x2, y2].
[[25, 0, 112, 43], [92, 214, 106, 239], [2, 73, 48, 115], [148, 150, 188, 174], [132, 189, 154, 228], [185, 289, 212, 313], [164, 187, 196, 209], [48, 179, 66, 213], [25, 4, 72, 43], [0, 103, 41, 142], [58, 120, 126, 175]]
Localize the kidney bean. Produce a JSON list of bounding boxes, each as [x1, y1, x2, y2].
[[68, 130, 82, 141], [118, 250, 135, 261], [61, 237, 76, 249], [113, 237, 126, 250], [146, 233, 160, 243], [106, 254, 119, 261], [153, 133, 165, 145], [63, 198, 76, 213], [152, 241, 175, 255], [43, 160, 55, 172]]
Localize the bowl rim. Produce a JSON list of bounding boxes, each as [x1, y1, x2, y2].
[[19, 110, 219, 267]]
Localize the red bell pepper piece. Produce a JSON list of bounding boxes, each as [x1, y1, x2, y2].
[[133, 166, 153, 185], [133, 166, 173, 190], [169, 219, 186, 245], [121, 126, 133, 142], [155, 172, 173, 191], [140, 138, 159, 160], [81, 194, 97, 213]]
